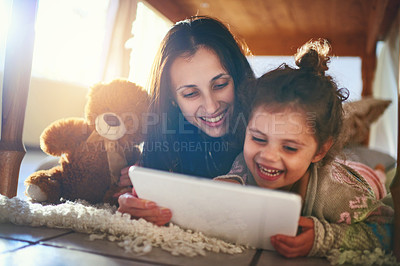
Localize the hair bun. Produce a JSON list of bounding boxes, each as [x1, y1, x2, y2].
[[295, 39, 331, 74]]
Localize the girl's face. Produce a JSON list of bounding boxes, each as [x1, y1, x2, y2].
[[243, 106, 327, 190], [170, 47, 235, 138]]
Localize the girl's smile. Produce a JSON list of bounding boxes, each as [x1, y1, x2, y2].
[[256, 163, 284, 181]]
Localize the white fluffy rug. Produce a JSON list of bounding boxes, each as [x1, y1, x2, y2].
[[0, 195, 244, 257], [0, 195, 398, 265]]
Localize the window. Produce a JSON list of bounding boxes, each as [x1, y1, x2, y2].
[[1, 0, 362, 100], [0, 0, 13, 136], [31, 0, 111, 86], [127, 1, 172, 88], [0, 0, 12, 74], [247, 56, 362, 102]]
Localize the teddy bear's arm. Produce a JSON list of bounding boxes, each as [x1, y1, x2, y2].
[[40, 118, 91, 156]]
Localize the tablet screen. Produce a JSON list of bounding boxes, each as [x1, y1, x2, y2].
[[129, 166, 301, 250]]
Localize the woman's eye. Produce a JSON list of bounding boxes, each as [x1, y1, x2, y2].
[[182, 90, 199, 98], [252, 136, 266, 143], [214, 82, 228, 90], [283, 146, 298, 152]]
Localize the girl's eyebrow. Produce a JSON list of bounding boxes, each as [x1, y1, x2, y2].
[[283, 139, 306, 146], [249, 127, 306, 146], [248, 127, 266, 136]]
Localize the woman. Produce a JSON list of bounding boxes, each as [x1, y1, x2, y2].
[[118, 16, 255, 225]]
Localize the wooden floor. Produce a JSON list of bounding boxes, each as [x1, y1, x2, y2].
[[0, 149, 331, 266], [0, 223, 331, 266]]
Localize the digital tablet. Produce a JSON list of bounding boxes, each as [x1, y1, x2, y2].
[[129, 166, 301, 250]]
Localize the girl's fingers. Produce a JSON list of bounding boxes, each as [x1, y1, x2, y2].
[[271, 234, 313, 257], [298, 216, 314, 228], [271, 217, 315, 258], [271, 235, 303, 258], [274, 230, 313, 248]]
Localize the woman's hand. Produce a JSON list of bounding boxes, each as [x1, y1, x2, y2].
[[270, 216, 314, 258], [117, 188, 172, 226], [118, 166, 133, 187]]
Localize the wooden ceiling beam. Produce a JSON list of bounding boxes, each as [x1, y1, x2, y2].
[[366, 0, 390, 54], [244, 34, 367, 57], [144, 0, 399, 58], [377, 0, 400, 40], [366, 0, 400, 54], [144, 0, 185, 22]]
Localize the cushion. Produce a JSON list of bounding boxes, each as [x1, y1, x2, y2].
[[341, 97, 391, 146], [342, 145, 396, 170]]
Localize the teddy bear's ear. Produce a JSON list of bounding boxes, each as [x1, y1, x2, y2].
[[40, 118, 90, 156], [84, 82, 105, 125]]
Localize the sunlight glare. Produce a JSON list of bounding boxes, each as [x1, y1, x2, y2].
[[31, 0, 110, 86], [127, 2, 172, 90], [0, 0, 12, 72]]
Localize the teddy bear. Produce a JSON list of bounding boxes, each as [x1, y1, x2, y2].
[[24, 79, 150, 205]]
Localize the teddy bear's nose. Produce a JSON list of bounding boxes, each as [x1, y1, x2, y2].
[[103, 114, 120, 127]]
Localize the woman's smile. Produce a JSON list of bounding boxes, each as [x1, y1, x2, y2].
[[199, 108, 228, 126]]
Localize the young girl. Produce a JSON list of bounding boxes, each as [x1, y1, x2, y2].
[[216, 39, 394, 258]]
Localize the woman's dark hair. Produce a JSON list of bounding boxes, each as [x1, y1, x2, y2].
[[249, 39, 349, 164], [143, 16, 255, 172]]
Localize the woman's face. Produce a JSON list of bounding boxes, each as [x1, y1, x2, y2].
[[170, 47, 235, 138]]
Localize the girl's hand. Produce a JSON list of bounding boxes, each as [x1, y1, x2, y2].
[[118, 166, 133, 187], [117, 188, 172, 226], [270, 216, 314, 258]]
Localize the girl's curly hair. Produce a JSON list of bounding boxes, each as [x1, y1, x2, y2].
[[249, 39, 349, 165]]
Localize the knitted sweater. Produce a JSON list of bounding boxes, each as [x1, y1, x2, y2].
[[216, 153, 394, 257]]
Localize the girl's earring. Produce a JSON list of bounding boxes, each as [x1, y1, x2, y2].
[[171, 101, 177, 107]]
